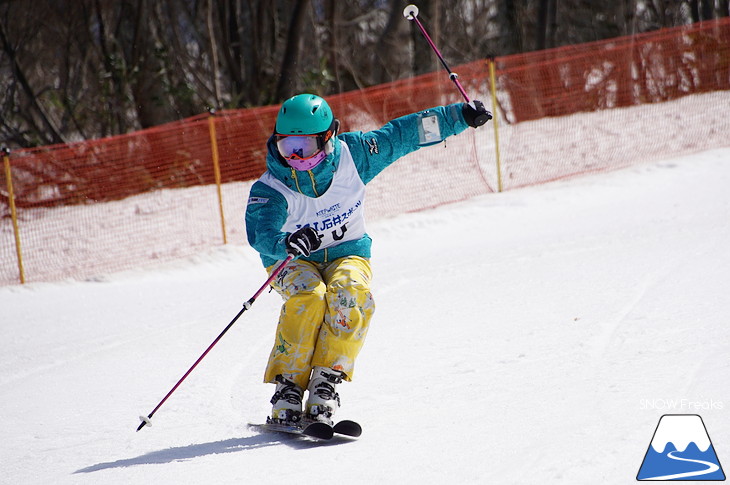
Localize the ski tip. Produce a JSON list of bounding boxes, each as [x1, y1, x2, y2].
[[334, 420, 362, 438], [303, 422, 334, 440]]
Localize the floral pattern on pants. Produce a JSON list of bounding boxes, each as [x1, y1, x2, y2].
[[264, 256, 375, 389]]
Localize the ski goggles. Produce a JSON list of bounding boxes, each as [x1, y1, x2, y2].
[[275, 134, 325, 162]]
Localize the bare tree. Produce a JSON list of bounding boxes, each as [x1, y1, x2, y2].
[[276, 0, 312, 100], [0, 9, 65, 145], [536, 0, 555, 50], [372, 0, 411, 85], [1, 0, 728, 148], [719, 0, 730, 17], [410, 0, 440, 75]]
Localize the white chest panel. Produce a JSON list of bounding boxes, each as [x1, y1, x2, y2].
[[260, 142, 367, 249]]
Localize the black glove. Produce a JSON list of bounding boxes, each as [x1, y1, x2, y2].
[[462, 100, 492, 128], [285, 226, 322, 257]]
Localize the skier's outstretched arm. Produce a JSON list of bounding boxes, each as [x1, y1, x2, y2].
[[342, 101, 490, 184]]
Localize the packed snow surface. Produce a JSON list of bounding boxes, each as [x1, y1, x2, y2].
[[2, 147, 729, 484]]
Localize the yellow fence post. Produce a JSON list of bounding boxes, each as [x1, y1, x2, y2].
[[488, 58, 503, 193], [2, 147, 26, 284], [207, 110, 228, 244]]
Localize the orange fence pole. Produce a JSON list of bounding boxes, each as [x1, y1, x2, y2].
[[2, 147, 26, 284], [488, 58, 503, 193], [207, 110, 228, 244]]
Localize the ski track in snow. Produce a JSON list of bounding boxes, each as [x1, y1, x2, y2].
[[1, 147, 730, 484]]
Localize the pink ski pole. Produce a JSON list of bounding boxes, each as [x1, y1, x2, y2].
[[403, 4, 471, 103], [137, 254, 294, 431]]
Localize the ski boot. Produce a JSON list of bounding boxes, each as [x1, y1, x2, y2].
[[269, 374, 304, 424], [305, 366, 344, 424]]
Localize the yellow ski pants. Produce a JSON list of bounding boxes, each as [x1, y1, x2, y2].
[[264, 256, 375, 389]]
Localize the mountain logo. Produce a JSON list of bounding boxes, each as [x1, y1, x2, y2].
[[637, 414, 725, 481]]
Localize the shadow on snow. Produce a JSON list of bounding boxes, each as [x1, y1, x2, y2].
[[74, 432, 353, 474]]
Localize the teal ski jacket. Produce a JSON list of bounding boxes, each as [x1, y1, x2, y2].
[[245, 103, 470, 267]]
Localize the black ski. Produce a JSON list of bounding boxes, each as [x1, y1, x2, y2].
[[249, 420, 333, 440], [249, 418, 361, 440], [332, 419, 362, 438]]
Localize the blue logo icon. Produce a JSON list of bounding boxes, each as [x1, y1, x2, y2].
[[637, 414, 725, 481]]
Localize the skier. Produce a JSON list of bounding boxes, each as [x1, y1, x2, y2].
[[245, 93, 491, 425]]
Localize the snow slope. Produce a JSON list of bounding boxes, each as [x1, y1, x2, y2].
[[1, 147, 729, 484]]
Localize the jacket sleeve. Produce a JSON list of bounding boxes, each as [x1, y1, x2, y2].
[[245, 181, 290, 262], [342, 103, 469, 184]]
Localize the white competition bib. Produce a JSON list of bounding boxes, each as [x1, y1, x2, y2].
[[259, 142, 366, 250]]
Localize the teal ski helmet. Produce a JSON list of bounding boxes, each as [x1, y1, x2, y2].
[[275, 94, 334, 135], [274, 94, 338, 170]]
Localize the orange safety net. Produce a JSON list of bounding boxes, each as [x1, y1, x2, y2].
[[2, 18, 729, 285], [494, 17, 730, 190]]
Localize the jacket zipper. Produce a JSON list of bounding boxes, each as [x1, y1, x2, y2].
[[290, 169, 319, 197], [291, 169, 303, 194], [307, 170, 319, 197]]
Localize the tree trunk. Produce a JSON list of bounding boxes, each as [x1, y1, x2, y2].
[[537, 0, 549, 50], [547, 0, 557, 48], [207, 0, 222, 107], [128, 1, 178, 128], [275, 0, 312, 100], [218, 0, 244, 104], [0, 20, 65, 145], [411, 0, 439, 75], [701, 0, 713, 20], [324, 0, 341, 93], [719, 0, 730, 17], [373, 0, 410, 84], [503, 0, 523, 55], [690, 0, 700, 23]]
